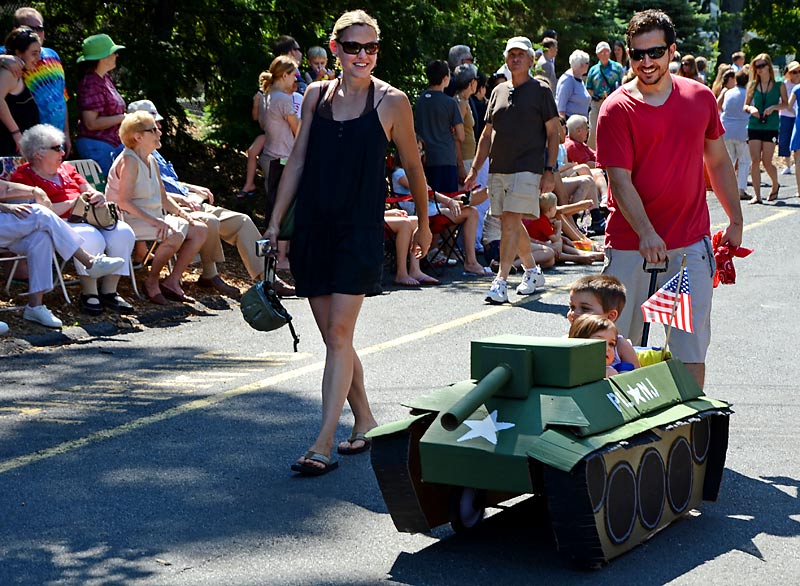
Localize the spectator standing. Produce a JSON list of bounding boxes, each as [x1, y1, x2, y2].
[[731, 51, 745, 72], [586, 41, 624, 149], [414, 60, 464, 193], [0, 8, 71, 156], [744, 53, 785, 204], [465, 36, 559, 304], [537, 37, 558, 92], [75, 34, 126, 176], [696, 56, 708, 84], [778, 61, 800, 174], [596, 9, 742, 389], [678, 54, 704, 83], [555, 50, 591, 119], [720, 69, 752, 199], [613, 40, 630, 73], [273, 35, 307, 95], [0, 27, 40, 155]]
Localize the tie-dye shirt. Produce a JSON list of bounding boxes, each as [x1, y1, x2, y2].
[[0, 46, 68, 130]]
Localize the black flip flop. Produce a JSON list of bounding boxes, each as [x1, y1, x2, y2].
[[336, 432, 372, 455]]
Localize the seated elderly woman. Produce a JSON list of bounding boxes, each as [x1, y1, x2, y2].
[[11, 124, 136, 315], [105, 111, 208, 305], [0, 179, 125, 328]]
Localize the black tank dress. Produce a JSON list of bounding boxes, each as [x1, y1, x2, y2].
[[289, 79, 389, 297], [0, 84, 39, 156]]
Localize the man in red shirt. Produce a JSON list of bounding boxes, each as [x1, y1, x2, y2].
[[596, 9, 743, 388]]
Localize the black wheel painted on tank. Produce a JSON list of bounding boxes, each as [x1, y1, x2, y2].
[[605, 462, 637, 545], [691, 418, 711, 464], [667, 437, 693, 514], [586, 453, 607, 514], [637, 448, 666, 530], [449, 487, 486, 534]]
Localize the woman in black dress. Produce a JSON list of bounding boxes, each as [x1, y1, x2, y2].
[[265, 10, 431, 475]]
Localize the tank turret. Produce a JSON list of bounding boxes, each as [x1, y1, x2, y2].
[[368, 335, 732, 567]]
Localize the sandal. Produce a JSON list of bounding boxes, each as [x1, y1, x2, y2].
[[291, 451, 339, 475], [79, 293, 104, 316], [767, 186, 779, 201], [337, 432, 372, 455]]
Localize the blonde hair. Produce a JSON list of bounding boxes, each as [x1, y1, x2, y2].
[[747, 53, 775, 103], [258, 70, 269, 93], [119, 111, 156, 148], [261, 55, 296, 93], [539, 191, 557, 212], [568, 313, 617, 340], [330, 10, 380, 41]]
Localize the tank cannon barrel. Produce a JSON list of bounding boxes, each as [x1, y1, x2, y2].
[[441, 363, 512, 431]]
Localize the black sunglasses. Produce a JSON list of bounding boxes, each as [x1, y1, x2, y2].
[[29, 25, 45, 32], [47, 144, 65, 152], [629, 45, 669, 61], [141, 127, 159, 133], [339, 41, 379, 55], [755, 62, 768, 69]]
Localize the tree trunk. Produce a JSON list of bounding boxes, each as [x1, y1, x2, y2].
[[718, 0, 745, 66]]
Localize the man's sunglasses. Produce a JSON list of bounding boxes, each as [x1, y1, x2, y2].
[[339, 41, 379, 55], [629, 45, 669, 61]]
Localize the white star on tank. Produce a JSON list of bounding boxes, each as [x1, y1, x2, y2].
[[456, 410, 515, 445]]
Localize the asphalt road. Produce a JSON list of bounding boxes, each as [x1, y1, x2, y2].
[[0, 180, 798, 585]]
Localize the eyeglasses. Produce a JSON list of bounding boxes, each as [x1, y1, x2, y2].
[[141, 127, 159, 133], [755, 62, 768, 69], [47, 144, 64, 152], [292, 45, 301, 52], [681, 61, 692, 66], [339, 41, 380, 55], [629, 45, 669, 61], [508, 86, 515, 106]]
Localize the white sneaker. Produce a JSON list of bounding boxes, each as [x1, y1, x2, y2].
[[0, 321, 8, 335], [516, 266, 544, 295], [86, 254, 126, 278], [23, 305, 63, 328], [485, 277, 508, 304], [781, 167, 793, 175]]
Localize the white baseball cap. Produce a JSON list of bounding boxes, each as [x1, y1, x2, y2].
[[595, 41, 611, 54], [504, 36, 535, 59]]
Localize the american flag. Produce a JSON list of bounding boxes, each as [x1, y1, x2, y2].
[[641, 267, 694, 333]]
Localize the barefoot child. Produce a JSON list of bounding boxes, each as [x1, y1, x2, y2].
[[567, 274, 640, 369], [568, 313, 620, 377], [239, 71, 270, 198]]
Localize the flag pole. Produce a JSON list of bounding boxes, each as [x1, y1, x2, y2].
[[662, 254, 687, 361]]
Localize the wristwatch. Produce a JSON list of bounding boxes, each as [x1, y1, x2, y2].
[[544, 165, 558, 173]]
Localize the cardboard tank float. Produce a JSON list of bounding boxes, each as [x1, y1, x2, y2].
[[367, 335, 732, 567]]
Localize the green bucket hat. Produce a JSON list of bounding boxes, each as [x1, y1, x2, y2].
[[77, 34, 125, 62]]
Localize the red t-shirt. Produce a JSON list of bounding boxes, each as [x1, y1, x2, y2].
[[596, 75, 723, 250], [522, 214, 555, 241], [10, 162, 86, 219], [564, 136, 596, 165]]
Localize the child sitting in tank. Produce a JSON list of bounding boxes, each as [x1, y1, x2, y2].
[[568, 314, 620, 378], [567, 274, 640, 370]]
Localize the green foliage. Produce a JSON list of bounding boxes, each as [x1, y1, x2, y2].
[[744, 1, 800, 57], [2, 0, 726, 200]]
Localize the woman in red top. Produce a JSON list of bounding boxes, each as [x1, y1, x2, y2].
[[12, 124, 136, 315]]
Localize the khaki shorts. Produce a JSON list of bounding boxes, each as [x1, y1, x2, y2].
[[488, 171, 541, 217], [602, 237, 715, 363]]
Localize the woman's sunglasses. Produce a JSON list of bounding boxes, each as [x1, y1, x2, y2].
[[339, 41, 379, 55], [629, 45, 668, 61]]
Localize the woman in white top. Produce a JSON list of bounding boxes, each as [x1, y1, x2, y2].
[[105, 111, 207, 305]]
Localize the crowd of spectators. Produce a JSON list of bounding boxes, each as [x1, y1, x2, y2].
[[0, 4, 791, 338]]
